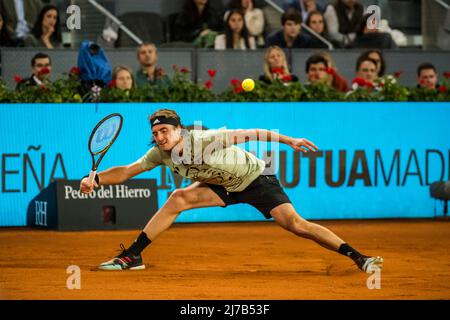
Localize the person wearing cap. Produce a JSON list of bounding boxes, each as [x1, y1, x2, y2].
[[80, 108, 383, 273]]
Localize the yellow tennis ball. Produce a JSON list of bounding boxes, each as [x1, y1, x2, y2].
[[242, 78, 255, 92]]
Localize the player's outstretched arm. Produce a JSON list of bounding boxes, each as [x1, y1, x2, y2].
[[227, 129, 319, 153], [79, 161, 146, 194]]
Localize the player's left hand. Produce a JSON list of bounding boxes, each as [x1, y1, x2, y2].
[[289, 138, 319, 153]]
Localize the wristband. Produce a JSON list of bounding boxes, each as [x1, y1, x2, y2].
[[83, 173, 100, 185]]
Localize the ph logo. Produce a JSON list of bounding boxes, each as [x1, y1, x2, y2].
[[35, 201, 48, 227]]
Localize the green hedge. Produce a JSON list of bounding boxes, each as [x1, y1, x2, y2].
[[1, 68, 449, 103]]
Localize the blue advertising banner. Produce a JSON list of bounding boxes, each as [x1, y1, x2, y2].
[[0, 102, 449, 226]]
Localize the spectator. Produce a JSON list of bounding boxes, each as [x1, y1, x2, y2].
[[135, 43, 171, 89], [315, 51, 349, 92], [417, 63, 439, 90], [283, 0, 324, 22], [323, 0, 364, 47], [174, 0, 224, 47], [259, 46, 299, 84], [16, 52, 52, 90], [355, 56, 378, 84], [112, 66, 135, 90], [0, 11, 13, 46], [357, 50, 386, 77], [26, 4, 61, 49], [266, 8, 311, 49], [304, 10, 340, 48], [0, 0, 42, 46], [351, 13, 397, 49], [305, 54, 328, 85], [215, 9, 256, 50], [226, 0, 265, 47]]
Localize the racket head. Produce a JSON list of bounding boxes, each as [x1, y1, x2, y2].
[[88, 113, 123, 157]]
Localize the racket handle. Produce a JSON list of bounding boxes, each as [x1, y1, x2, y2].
[[87, 170, 97, 185]]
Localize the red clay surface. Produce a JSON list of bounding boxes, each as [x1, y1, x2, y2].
[[1, 219, 449, 300]]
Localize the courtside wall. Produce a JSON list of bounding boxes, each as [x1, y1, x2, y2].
[[0, 102, 449, 226]]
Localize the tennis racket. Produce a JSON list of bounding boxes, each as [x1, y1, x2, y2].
[[86, 113, 123, 185]]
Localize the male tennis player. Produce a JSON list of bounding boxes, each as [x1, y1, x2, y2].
[[80, 109, 383, 273]]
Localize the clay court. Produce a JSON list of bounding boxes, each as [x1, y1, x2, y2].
[[0, 219, 449, 300]]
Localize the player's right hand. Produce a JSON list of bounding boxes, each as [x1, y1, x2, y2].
[[80, 177, 98, 194], [289, 138, 319, 153]]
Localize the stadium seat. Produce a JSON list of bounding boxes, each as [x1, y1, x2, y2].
[[116, 12, 165, 47], [165, 12, 180, 43], [430, 181, 450, 215], [437, 7, 450, 50], [382, 0, 421, 34]]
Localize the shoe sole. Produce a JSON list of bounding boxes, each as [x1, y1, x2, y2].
[[97, 264, 146, 271]]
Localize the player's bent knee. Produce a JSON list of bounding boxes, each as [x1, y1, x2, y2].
[[167, 189, 195, 210], [167, 189, 188, 208]]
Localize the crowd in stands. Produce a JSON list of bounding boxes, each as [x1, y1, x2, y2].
[[0, 0, 404, 50], [11, 42, 446, 96], [0, 0, 447, 101]]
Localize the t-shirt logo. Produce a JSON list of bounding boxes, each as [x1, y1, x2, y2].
[[153, 119, 160, 125]]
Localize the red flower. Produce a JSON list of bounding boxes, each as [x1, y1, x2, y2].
[[352, 77, 367, 86], [439, 85, 448, 93], [172, 64, 178, 71], [443, 72, 450, 79], [204, 79, 213, 89], [207, 69, 217, 78], [180, 67, 189, 74], [281, 74, 293, 82], [393, 71, 403, 78], [325, 67, 336, 76], [38, 67, 50, 76], [108, 80, 116, 88], [233, 86, 243, 94], [271, 67, 284, 75], [352, 77, 374, 88], [14, 75, 23, 84], [230, 79, 240, 87], [70, 66, 80, 75], [230, 79, 242, 93]]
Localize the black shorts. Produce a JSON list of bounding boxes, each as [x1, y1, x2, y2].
[[207, 175, 291, 219]]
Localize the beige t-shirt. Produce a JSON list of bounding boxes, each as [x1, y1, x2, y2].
[[138, 130, 265, 192]]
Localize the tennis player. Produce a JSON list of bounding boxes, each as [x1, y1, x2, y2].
[[80, 109, 383, 273]]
